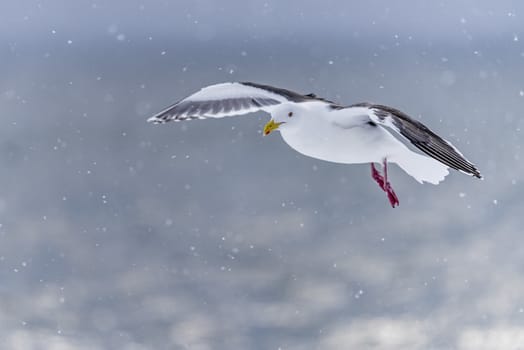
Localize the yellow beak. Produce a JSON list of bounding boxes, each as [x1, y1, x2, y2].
[[263, 119, 284, 136]]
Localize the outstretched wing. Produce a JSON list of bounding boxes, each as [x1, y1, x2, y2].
[[147, 82, 301, 124], [351, 103, 482, 178]]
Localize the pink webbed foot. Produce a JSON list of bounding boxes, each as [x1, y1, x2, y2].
[[385, 183, 399, 208]]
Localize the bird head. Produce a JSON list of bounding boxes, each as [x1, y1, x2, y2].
[[263, 108, 297, 136]]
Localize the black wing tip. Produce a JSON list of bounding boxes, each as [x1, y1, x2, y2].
[[147, 112, 177, 124], [461, 165, 482, 179], [471, 168, 483, 179], [369, 104, 484, 181], [451, 157, 482, 179], [147, 102, 180, 124], [147, 112, 188, 124], [147, 115, 202, 124], [147, 115, 166, 124], [455, 157, 482, 179]]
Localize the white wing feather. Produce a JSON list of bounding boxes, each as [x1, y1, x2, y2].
[[147, 82, 289, 123]]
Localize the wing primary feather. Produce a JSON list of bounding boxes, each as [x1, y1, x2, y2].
[[148, 82, 288, 123], [148, 97, 280, 123], [367, 104, 482, 178], [148, 82, 337, 124], [417, 143, 466, 173], [211, 100, 222, 114], [251, 98, 262, 107], [424, 138, 476, 171], [185, 103, 199, 116]]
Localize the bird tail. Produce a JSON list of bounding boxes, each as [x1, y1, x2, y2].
[[393, 151, 449, 185]]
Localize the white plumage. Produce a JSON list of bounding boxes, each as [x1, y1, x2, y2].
[[272, 101, 450, 185], [148, 82, 481, 207]]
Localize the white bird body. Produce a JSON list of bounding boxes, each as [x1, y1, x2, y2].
[[148, 82, 480, 207], [277, 102, 396, 164], [274, 102, 449, 184]]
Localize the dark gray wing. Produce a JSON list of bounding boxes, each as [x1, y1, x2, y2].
[[147, 96, 282, 124], [242, 82, 342, 106], [359, 103, 482, 178], [148, 82, 340, 123]]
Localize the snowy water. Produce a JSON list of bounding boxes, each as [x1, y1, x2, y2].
[[1, 1, 524, 349]]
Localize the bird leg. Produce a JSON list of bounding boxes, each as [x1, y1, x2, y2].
[[371, 163, 386, 190], [382, 159, 399, 208], [370, 161, 400, 208]]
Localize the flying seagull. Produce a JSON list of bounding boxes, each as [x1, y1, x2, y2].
[[148, 82, 481, 207]]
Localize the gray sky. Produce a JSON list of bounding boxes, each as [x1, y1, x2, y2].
[[2, 0, 523, 43], [1, 1, 524, 349]]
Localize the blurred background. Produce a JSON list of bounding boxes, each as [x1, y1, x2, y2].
[[1, 1, 523, 349]]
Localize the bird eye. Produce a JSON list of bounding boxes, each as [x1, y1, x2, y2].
[[288, 112, 293, 117]]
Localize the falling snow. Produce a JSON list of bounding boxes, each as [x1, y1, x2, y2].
[[0, 2, 521, 350]]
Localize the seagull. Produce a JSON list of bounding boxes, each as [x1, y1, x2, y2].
[[148, 82, 481, 207]]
